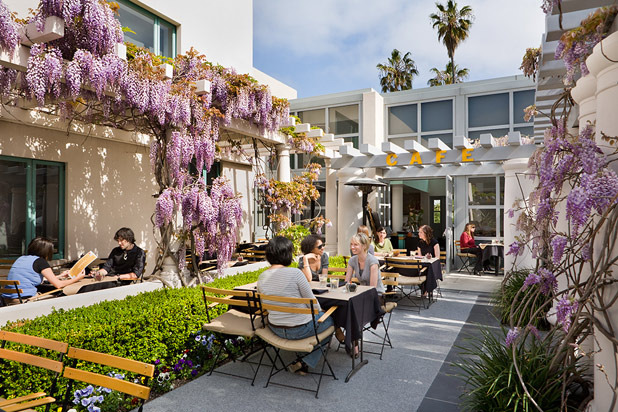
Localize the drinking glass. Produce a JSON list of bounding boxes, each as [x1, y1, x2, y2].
[[319, 274, 327, 288]]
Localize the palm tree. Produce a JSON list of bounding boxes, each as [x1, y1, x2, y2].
[[376, 49, 419, 92], [427, 62, 470, 86], [429, 1, 474, 85]]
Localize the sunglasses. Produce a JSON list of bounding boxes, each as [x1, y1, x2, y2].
[[317, 244, 325, 249]]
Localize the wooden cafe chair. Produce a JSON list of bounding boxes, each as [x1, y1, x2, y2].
[[383, 257, 428, 312], [255, 294, 337, 398], [200, 285, 267, 385]]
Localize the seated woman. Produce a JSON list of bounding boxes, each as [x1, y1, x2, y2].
[[460, 222, 483, 275], [347, 233, 385, 294], [94, 228, 145, 282], [416, 225, 440, 258], [351, 225, 375, 255], [372, 226, 393, 257], [257, 236, 334, 374], [1, 237, 85, 304], [298, 234, 328, 282]]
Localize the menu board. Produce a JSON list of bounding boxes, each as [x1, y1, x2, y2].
[[69, 251, 97, 278]]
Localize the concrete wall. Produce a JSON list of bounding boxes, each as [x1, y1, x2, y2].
[[0, 116, 158, 272], [221, 160, 255, 243]]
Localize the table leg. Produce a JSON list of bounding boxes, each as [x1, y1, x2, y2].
[[345, 335, 368, 383]]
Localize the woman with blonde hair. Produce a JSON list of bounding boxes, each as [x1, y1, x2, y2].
[[346, 233, 384, 293], [352, 225, 375, 255]]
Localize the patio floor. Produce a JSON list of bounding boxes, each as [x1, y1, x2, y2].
[[140, 272, 502, 412]]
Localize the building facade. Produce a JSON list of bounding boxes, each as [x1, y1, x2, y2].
[[290, 76, 537, 269]]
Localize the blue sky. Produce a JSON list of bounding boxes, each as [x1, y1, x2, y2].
[[253, 0, 546, 98]]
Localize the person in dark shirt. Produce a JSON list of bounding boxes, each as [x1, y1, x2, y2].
[[94, 227, 145, 282], [416, 225, 440, 258]]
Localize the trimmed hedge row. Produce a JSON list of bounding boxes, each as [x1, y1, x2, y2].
[[0, 268, 265, 402]]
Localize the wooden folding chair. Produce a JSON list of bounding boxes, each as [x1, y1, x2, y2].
[[62, 348, 154, 412], [455, 240, 476, 274], [0, 331, 68, 412], [201, 286, 266, 385], [0, 280, 24, 306], [383, 257, 428, 312], [255, 294, 337, 398]]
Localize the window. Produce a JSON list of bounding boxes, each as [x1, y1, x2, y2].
[[433, 199, 441, 224], [467, 89, 535, 140], [513, 90, 535, 123], [117, 0, 176, 58], [0, 156, 65, 258], [421, 100, 452, 132], [298, 109, 326, 131], [329, 105, 359, 135], [388, 104, 417, 135], [343, 136, 359, 150], [467, 176, 503, 239], [468, 93, 509, 128], [421, 133, 453, 149]]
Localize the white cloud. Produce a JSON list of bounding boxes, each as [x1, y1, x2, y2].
[[254, 0, 546, 95]]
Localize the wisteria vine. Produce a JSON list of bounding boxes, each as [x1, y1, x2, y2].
[[0, 0, 290, 282]]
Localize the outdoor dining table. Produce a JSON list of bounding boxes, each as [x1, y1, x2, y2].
[[234, 281, 384, 383], [60, 275, 120, 296], [480, 243, 504, 275]]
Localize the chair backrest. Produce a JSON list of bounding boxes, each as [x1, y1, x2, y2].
[[384, 257, 424, 271], [327, 267, 346, 274], [257, 294, 320, 317], [0, 331, 68, 373], [440, 251, 446, 266], [63, 347, 154, 409], [454, 240, 463, 252], [0, 330, 68, 409], [381, 272, 400, 288], [0, 279, 23, 305], [201, 286, 263, 328]]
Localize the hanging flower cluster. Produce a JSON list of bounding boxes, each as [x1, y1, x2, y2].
[[519, 47, 540, 81], [555, 6, 618, 84], [280, 119, 325, 155], [256, 163, 324, 231], [0, 0, 20, 52]]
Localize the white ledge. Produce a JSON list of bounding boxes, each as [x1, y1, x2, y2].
[[20, 16, 64, 46], [306, 128, 324, 138], [194, 79, 211, 95], [453, 135, 473, 149], [294, 123, 310, 133]]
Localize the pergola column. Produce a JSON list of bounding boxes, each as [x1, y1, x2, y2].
[[276, 144, 291, 183], [391, 183, 403, 232], [324, 159, 338, 255], [336, 167, 364, 255]]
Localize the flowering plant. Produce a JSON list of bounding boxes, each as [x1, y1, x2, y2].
[[555, 6, 618, 84], [0, 0, 292, 282], [519, 47, 541, 81], [280, 116, 325, 155], [71, 373, 126, 412]]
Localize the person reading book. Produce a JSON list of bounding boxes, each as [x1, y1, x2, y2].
[[1, 237, 85, 304], [93, 227, 145, 282]]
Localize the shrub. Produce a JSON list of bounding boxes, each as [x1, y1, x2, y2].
[[456, 327, 583, 411], [493, 268, 551, 329]]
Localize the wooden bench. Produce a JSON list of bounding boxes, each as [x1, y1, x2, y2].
[[239, 248, 266, 262], [0, 280, 23, 306], [0, 331, 68, 412], [62, 348, 155, 412]]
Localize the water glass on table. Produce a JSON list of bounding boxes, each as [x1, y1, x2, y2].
[[319, 274, 327, 288]]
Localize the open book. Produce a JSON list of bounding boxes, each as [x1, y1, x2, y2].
[[69, 251, 97, 278]]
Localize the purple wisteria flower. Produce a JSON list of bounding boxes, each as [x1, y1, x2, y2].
[[523, 272, 540, 289], [556, 297, 579, 333], [507, 241, 523, 256], [527, 325, 541, 340], [551, 235, 568, 266], [505, 327, 520, 347]]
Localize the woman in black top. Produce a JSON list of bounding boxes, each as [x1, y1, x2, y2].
[[94, 228, 145, 282], [416, 225, 440, 258]]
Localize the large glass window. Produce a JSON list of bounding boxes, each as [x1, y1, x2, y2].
[[388, 104, 417, 135], [421, 100, 452, 132], [513, 90, 535, 123], [117, 0, 176, 58], [298, 109, 326, 131], [0, 157, 65, 258], [467, 128, 509, 141], [421, 133, 453, 149], [329, 105, 359, 135], [467, 176, 503, 239], [468, 93, 509, 128]]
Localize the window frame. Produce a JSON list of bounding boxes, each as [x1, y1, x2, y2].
[[0, 155, 66, 259], [386, 97, 455, 148], [466, 88, 535, 139], [117, 0, 177, 58]]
